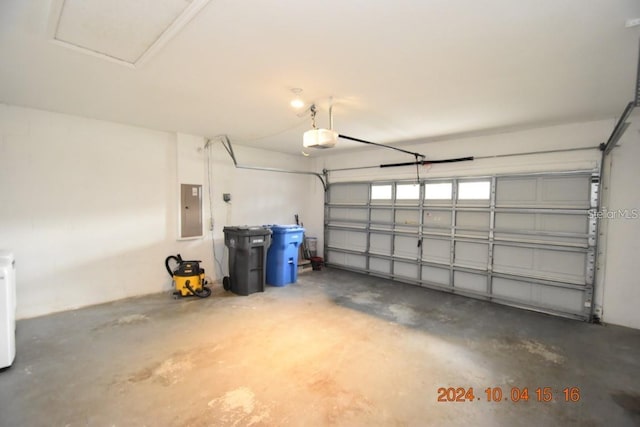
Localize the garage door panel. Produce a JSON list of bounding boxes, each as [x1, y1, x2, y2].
[[345, 254, 367, 269], [422, 265, 449, 286], [495, 212, 588, 239], [394, 261, 418, 279], [494, 234, 587, 247], [396, 210, 420, 226], [371, 210, 393, 231], [348, 232, 368, 252], [540, 214, 588, 234], [493, 245, 586, 283], [394, 235, 418, 259], [537, 250, 586, 282], [538, 286, 584, 313], [370, 257, 391, 274], [454, 271, 486, 293], [328, 230, 367, 251], [493, 246, 534, 269], [327, 250, 345, 266], [327, 207, 345, 221], [493, 277, 584, 314], [456, 230, 489, 239], [330, 184, 369, 204], [454, 241, 488, 269], [496, 177, 538, 204], [423, 210, 452, 229], [327, 230, 346, 249], [542, 176, 590, 206], [496, 175, 591, 208], [370, 233, 392, 255], [422, 238, 450, 264], [329, 251, 366, 269], [371, 208, 393, 224], [328, 207, 368, 222], [456, 211, 490, 229], [494, 212, 535, 230], [492, 277, 532, 301]]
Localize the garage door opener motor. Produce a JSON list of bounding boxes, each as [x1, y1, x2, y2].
[[165, 254, 212, 298]]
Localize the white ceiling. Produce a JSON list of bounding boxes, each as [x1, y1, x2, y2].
[[53, 0, 195, 64], [0, 0, 639, 155]]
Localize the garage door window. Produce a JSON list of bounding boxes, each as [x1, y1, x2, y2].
[[458, 181, 490, 200], [371, 184, 392, 200], [424, 182, 452, 200], [396, 184, 420, 200]]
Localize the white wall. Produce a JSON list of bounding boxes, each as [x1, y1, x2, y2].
[[600, 110, 640, 329], [317, 120, 612, 182], [0, 105, 319, 319], [204, 139, 322, 280]]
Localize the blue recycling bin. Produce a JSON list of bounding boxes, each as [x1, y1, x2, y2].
[[266, 225, 305, 286]]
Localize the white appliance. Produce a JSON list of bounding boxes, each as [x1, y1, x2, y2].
[[0, 251, 16, 369]]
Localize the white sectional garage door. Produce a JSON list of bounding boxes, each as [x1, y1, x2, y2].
[[325, 172, 599, 320]]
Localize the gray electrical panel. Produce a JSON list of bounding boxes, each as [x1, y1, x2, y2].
[[180, 184, 203, 238]]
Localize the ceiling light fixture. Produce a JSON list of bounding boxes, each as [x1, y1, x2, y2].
[[290, 88, 305, 109]]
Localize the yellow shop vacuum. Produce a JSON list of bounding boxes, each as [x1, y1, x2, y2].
[[165, 254, 211, 298]]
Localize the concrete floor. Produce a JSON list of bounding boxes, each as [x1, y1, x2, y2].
[[1, 268, 639, 427]]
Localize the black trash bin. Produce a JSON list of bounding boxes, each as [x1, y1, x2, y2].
[[223, 226, 272, 296]]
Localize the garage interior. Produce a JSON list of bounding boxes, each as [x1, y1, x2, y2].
[[1, 1, 640, 426]]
